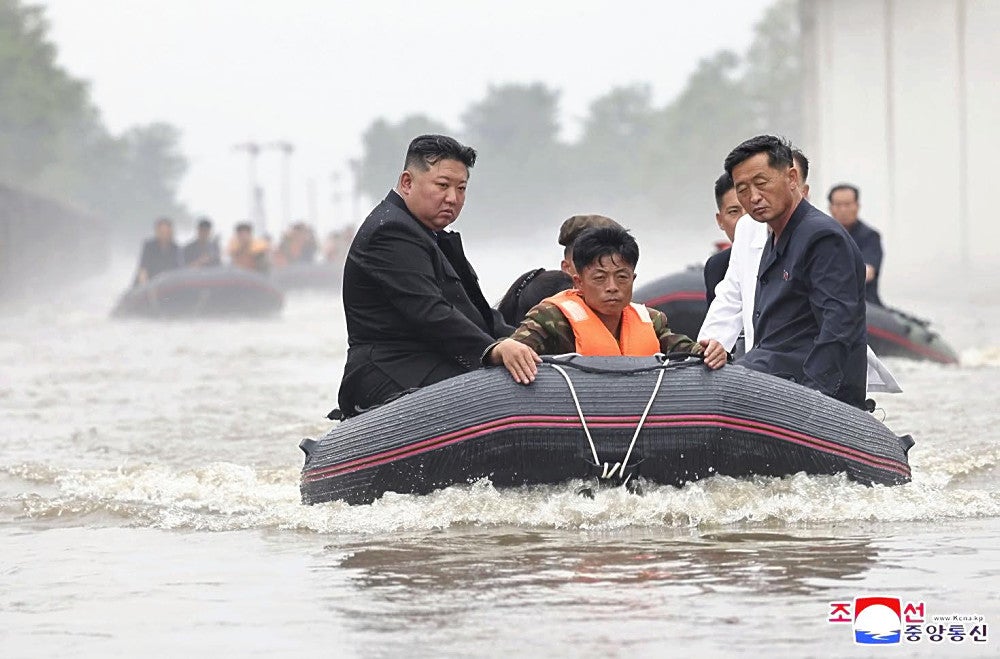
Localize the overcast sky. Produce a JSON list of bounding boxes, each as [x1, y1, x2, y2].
[[39, 0, 773, 237]]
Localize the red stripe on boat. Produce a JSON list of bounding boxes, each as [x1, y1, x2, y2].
[[304, 413, 910, 482], [867, 325, 957, 364]]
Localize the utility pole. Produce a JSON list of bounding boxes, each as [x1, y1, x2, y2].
[[265, 141, 294, 232], [232, 141, 263, 233]]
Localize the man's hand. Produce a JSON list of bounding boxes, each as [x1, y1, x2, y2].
[[488, 339, 542, 384], [698, 339, 727, 370]]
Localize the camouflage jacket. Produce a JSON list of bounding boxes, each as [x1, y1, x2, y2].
[[488, 300, 702, 357]]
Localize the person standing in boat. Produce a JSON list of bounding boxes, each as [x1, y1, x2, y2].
[[486, 225, 728, 384], [336, 134, 514, 417], [828, 183, 884, 306], [182, 217, 221, 268], [133, 217, 180, 287], [724, 135, 867, 408], [496, 214, 623, 326], [703, 173, 745, 306]]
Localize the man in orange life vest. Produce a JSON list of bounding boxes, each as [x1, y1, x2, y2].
[[485, 225, 728, 383]]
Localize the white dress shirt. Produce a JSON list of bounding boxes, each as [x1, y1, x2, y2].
[[698, 214, 902, 394], [698, 215, 767, 351]]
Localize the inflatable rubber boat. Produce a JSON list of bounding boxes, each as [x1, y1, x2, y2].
[[299, 355, 913, 505], [270, 262, 342, 292], [635, 267, 959, 364], [632, 266, 707, 339], [113, 266, 284, 318]]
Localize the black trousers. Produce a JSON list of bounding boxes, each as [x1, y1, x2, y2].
[[337, 357, 466, 418]]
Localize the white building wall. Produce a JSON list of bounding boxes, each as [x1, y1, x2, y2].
[[803, 0, 999, 272]]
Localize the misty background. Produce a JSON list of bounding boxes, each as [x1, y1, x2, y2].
[[0, 0, 791, 287], [2, 0, 997, 302]]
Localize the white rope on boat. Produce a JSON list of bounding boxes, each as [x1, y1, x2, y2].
[[548, 362, 667, 484], [549, 364, 601, 467]]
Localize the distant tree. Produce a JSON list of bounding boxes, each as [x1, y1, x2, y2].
[[349, 114, 451, 206], [642, 50, 749, 220], [0, 0, 91, 183], [345, 0, 802, 239], [742, 0, 803, 138], [458, 83, 567, 231], [0, 0, 190, 244], [571, 84, 657, 212]]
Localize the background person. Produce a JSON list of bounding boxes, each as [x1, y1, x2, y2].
[[228, 223, 270, 273], [133, 217, 180, 287], [182, 217, 221, 268], [828, 183, 884, 306], [703, 173, 745, 306]]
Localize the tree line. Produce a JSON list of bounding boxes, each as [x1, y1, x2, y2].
[[350, 0, 802, 239], [0, 0, 188, 246]]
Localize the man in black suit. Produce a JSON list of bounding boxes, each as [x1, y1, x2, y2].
[[337, 134, 515, 417], [703, 173, 743, 305], [725, 135, 867, 408], [828, 183, 885, 306], [133, 217, 180, 287]]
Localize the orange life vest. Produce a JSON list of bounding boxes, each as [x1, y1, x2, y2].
[[545, 289, 660, 356]]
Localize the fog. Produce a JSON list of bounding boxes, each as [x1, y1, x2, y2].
[[37, 0, 773, 238]]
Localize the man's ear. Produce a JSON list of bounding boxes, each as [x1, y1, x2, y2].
[[398, 170, 413, 194], [572, 273, 583, 290], [560, 258, 572, 275], [715, 212, 725, 231], [787, 165, 801, 190]]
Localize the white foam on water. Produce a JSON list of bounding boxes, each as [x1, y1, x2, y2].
[[5, 442, 999, 534], [960, 346, 1000, 368]]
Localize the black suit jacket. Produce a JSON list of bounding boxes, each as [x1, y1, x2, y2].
[[703, 247, 732, 306], [338, 191, 513, 412], [496, 268, 573, 325], [740, 199, 867, 408]]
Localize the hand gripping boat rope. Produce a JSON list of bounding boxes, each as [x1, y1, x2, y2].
[[548, 362, 667, 483]]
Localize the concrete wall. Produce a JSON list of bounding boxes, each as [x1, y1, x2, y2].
[[801, 0, 1000, 272]]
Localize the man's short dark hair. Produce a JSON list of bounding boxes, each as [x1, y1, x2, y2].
[[827, 183, 860, 203], [235, 222, 253, 232], [792, 149, 810, 183], [197, 217, 212, 230], [724, 135, 794, 178], [572, 226, 639, 274], [714, 173, 734, 210], [404, 134, 477, 172]]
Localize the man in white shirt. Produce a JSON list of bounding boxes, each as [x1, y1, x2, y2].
[[698, 150, 900, 394]]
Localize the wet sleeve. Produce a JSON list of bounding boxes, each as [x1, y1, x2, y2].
[[507, 303, 575, 355], [859, 229, 883, 273], [652, 308, 702, 355], [698, 247, 744, 350], [802, 235, 866, 397]]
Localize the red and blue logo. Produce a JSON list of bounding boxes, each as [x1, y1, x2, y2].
[[853, 597, 902, 644]]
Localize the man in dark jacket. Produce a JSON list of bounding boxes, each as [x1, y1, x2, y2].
[[725, 135, 867, 408], [133, 217, 180, 287], [337, 134, 514, 416], [828, 183, 885, 306], [182, 217, 221, 268], [703, 172, 743, 305]]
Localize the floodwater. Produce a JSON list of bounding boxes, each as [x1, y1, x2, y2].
[[1, 254, 998, 658]]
